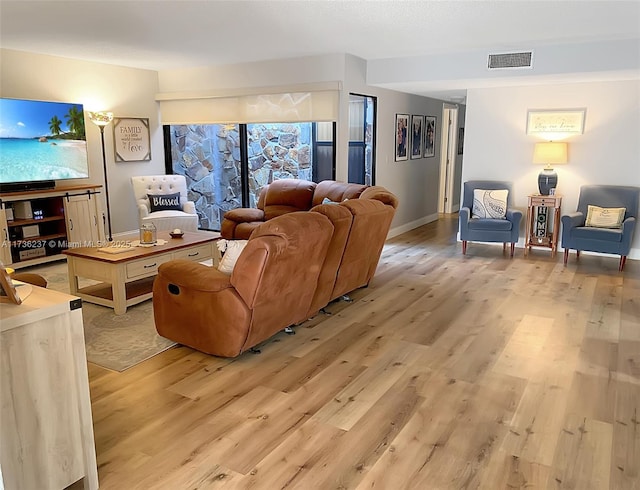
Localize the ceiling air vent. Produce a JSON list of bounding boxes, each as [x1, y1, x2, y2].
[[487, 51, 533, 70]]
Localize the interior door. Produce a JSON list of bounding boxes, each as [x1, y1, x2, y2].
[[438, 105, 458, 214]]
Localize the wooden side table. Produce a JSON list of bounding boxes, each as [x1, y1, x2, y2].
[[524, 194, 562, 257]]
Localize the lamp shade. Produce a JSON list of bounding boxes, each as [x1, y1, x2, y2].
[[87, 111, 114, 127], [533, 142, 568, 165]]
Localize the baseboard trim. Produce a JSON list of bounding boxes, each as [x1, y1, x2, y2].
[[388, 213, 439, 239], [453, 233, 639, 261]]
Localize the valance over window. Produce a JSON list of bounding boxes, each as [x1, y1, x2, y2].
[[156, 82, 341, 124]]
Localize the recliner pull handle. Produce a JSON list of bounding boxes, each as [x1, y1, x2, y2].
[[168, 284, 180, 295]]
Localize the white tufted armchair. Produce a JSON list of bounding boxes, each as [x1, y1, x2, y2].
[[131, 175, 198, 232]]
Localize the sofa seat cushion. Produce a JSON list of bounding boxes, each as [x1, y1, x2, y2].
[[144, 209, 193, 218], [141, 213, 198, 232], [572, 226, 623, 242], [467, 218, 512, 231]]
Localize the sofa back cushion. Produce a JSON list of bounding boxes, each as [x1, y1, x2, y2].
[[312, 180, 368, 207], [263, 179, 317, 220], [331, 199, 396, 300], [231, 211, 333, 351], [307, 203, 355, 316]]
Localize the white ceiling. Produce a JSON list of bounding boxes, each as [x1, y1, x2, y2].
[[1, 0, 639, 101]]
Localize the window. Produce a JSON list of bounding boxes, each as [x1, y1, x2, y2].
[[165, 122, 335, 230]]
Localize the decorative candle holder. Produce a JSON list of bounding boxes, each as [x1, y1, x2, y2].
[[140, 222, 157, 245]]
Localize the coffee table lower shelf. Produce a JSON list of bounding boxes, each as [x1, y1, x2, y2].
[[76, 277, 156, 310]]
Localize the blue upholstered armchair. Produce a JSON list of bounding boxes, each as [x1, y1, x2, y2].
[[561, 185, 639, 271], [459, 180, 523, 257]]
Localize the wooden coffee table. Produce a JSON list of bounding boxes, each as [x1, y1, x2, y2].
[[64, 230, 220, 315]]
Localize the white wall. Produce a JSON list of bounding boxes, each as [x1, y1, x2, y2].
[[1, 49, 454, 237], [158, 54, 347, 92], [367, 38, 640, 94], [462, 79, 640, 259], [1, 49, 165, 235], [343, 54, 448, 233], [160, 53, 451, 234]]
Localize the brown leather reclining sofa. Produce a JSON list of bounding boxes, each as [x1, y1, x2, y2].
[[153, 179, 398, 357], [221, 179, 369, 240]]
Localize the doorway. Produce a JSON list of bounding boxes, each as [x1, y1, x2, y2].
[[438, 104, 459, 214], [348, 93, 376, 185]]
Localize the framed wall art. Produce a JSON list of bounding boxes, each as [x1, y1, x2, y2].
[[424, 116, 436, 158], [457, 127, 465, 155], [395, 114, 409, 161], [113, 117, 151, 162], [410, 115, 424, 159], [526, 109, 586, 135]]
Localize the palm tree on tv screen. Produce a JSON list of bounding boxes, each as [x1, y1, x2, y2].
[[49, 115, 62, 137], [65, 106, 86, 140]]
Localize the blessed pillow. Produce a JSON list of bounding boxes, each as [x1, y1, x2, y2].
[[585, 205, 626, 229], [148, 192, 181, 212], [217, 239, 248, 275], [472, 189, 508, 219]]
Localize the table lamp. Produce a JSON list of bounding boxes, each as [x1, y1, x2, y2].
[[533, 141, 567, 195]]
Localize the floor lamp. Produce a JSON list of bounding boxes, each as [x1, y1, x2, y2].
[[87, 111, 114, 241]]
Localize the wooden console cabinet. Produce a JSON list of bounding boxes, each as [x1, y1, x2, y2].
[[1, 185, 104, 268], [0, 286, 98, 489]]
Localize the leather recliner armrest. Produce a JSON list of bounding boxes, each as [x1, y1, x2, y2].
[[221, 208, 266, 239], [156, 260, 232, 292], [223, 208, 265, 223]]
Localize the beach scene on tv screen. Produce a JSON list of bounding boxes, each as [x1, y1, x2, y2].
[[0, 98, 90, 183]]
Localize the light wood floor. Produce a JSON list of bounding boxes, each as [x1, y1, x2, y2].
[[80, 216, 639, 490]]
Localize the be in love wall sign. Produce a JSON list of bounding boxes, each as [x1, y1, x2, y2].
[[113, 117, 151, 161]]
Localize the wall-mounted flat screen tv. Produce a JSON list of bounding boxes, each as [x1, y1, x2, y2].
[[0, 97, 90, 192]]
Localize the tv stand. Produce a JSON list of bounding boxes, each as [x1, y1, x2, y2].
[[0, 185, 105, 268]]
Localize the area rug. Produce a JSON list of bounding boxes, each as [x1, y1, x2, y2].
[[23, 261, 176, 372]]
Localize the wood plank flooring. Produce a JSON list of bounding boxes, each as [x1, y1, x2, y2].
[[76, 216, 639, 489]]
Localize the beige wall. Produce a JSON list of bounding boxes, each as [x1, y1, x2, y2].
[[462, 79, 640, 259], [1, 49, 166, 236]]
